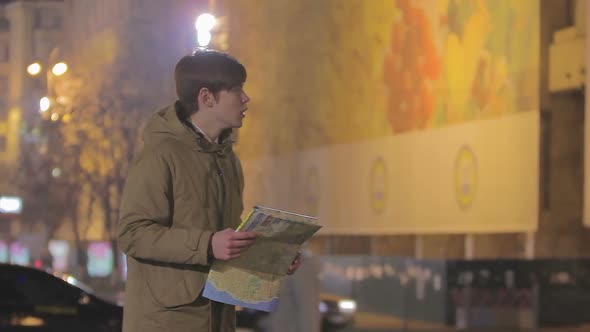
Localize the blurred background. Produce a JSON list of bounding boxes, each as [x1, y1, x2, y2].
[[0, 0, 588, 331]]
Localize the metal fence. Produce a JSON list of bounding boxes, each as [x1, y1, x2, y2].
[[319, 256, 590, 331]]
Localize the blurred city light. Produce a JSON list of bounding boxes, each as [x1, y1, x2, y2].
[[195, 13, 216, 47], [51, 168, 61, 178], [50, 113, 59, 122], [56, 96, 68, 105], [197, 31, 212, 47], [62, 113, 72, 123], [338, 299, 357, 313], [39, 97, 51, 113], [27, 62, 42, 76], [0, 196, 23, 214], [195, 13, 216, 32], [51, 62, 68, 76]]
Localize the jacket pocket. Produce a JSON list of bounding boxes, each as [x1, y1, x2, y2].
[[142, 262, 208, 308]]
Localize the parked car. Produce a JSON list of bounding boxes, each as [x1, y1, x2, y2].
[[0, 264, 122, 332], [318, 293, 356, 329], [0, 263, 354, 332], [236, 293, 356, 331]]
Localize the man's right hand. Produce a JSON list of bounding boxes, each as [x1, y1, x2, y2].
[[211, 228, 257, 261]]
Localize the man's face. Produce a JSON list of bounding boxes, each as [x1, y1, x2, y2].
[[212, 84, 250, 129]]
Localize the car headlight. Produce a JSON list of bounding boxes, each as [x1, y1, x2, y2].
[[337, 299, 356, 314], [319, 301, 328, 313]]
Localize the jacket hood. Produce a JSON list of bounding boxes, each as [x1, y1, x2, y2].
[[143, 102, 234, 155]]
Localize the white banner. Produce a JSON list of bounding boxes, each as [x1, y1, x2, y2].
[[242, 111, 539, 235]]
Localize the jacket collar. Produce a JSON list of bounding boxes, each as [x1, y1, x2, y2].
[[175, 102, 234, 156]]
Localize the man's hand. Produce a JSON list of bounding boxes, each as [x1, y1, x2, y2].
[[287, 252, 303, 275], [211, 228, 257, 261]]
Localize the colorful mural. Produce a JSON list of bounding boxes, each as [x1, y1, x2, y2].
[[384, 0, 442, 132], [232, 0, 539, 157], [384, 0, 539, 133]]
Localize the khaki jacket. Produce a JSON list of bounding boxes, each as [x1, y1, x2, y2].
[[118, 102, 244, 332]]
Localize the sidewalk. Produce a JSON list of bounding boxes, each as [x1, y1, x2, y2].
[[351, 312, 590, 332], [353, 312, 452, 331]]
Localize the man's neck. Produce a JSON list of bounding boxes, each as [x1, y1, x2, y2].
[[190, 113, 221, 143]]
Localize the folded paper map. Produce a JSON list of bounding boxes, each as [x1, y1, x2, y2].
[[202, 206, 321, 312]]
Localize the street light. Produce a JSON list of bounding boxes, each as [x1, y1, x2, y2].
[[27, 57, 70, 118], [27, 61, 68, 77], [27, 63, 42, 76], [51, 62, 68, 76], [39, 96, 51, 113], [195, 13, 216, 47]]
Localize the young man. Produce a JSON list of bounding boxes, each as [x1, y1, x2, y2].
[[118, 50, 300, 332]]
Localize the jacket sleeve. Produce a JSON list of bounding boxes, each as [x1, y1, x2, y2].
[[117, 150, 212, 266]]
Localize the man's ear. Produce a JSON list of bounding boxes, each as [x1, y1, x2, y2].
[[197, 87, 216, 108]]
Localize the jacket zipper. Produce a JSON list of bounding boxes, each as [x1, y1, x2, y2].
[[213, 154, 226, 229]]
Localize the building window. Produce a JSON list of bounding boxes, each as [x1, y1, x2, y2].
[[0, 98, 7, 122], [0, 43, 8, 62], [0, 135, 6, 152], [34, 9, 62, 30], [0, 76, 7, 97], [30, 78, 42, 91], [33, 39, 52, 60], [0, 18, 9, 32]]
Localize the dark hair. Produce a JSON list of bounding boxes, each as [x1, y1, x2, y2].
[[174, 49, 247, 115]]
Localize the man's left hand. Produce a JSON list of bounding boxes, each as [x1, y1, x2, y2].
[[287, 252, 303, 275]]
